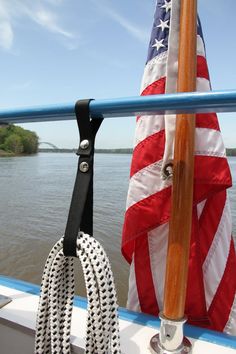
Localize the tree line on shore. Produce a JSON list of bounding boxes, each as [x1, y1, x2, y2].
[[38, 147, 236, 156], [0, 124, 38, 156], [226, 148, 236, 156], [1, 124, 236, 157]]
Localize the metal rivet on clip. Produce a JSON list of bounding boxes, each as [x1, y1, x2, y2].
[[162, 162, 173, 180], [79, 161, 89, 173], [80, 139, 90, 150]]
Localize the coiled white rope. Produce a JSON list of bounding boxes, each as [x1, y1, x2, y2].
[[34, 232, 121, 354]]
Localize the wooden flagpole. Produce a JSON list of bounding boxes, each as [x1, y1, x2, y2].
[[163, 0, 197, 320]]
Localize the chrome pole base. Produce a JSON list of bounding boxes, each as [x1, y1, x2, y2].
[[150, 334, 191, 353], [149, 313, 192, 354]]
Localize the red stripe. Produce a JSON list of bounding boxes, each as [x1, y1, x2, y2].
[[141, 77, 166, 96], [122, 5, 236, 331], [194, 156, 232, 203], [198, 190, 226, 263], [134, 234, 159, 315], [185, 208, 209, 326], [137, 77, 166, 121], [140, 56, 208, 98], [123, 156, 231, 263], [197, 55, 210, 81], [196, 112, 220, 131], [131, 127, 227, 180], [130, 130, 165, 177], [208, 240, 236, 331], [122, 187, 171, 263]]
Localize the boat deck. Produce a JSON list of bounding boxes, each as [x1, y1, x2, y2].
[[0, 276, 235, 353]]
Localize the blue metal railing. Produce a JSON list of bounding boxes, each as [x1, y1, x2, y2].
[[0, 90, 236, 123]]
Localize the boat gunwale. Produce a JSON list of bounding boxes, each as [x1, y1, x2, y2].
[[0, 275, 235, 350]]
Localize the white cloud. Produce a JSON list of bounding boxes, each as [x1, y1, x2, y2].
[[0, 21, 13, 50], [0, 0, 75, 51], [91, 1, 149, 44], [24, 7, 74, 39], [106, 10, 148, 43]]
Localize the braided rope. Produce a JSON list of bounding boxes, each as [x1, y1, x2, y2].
[[35, 232, 121, 354]]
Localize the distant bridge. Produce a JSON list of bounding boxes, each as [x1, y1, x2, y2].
[[39, 142, 59, 150]]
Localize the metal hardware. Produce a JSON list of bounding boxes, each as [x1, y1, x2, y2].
[[149, 313, 192, 354], [79, 161, 89, 173], [162, 162, 173, 180], [0, 294, 12, 308], [80, 139, 90, 150]]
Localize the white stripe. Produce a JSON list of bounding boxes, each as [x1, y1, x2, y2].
[[195, 128, 226, 157], [148, 224, 169, 309], [138, 27, 210, 167], [140, 42, 208, 96], [197, 199, 207, 219], [140, 52, 167, 93], [161, 0, 180, 166], [160, 3, 209, 168], [134, 115, 165, 148], [126, 160, 171, 210], [141, 35, 206, 95], [224, 294, 236, 336], [197, 77, 211, 92], [165, 0, 180, 94], [197, 35, 206, 57], [134, 81, 212, 177], [203, 198, 232, 309], [128, 127, 226, 211], [127, 258, 141, 312], [163, 7, 206, 95], [141, 24, 206, 96]]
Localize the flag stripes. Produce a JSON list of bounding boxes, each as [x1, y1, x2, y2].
[[122, 0, 236, 334]]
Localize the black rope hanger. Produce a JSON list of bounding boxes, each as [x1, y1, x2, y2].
[[35, 101, 121, 353], [63, 99, 103, 257]]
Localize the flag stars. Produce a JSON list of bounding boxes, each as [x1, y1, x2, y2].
[[156, 19, 169, 31], [152, 38, 165, 52], [161, 0, 172, 13]]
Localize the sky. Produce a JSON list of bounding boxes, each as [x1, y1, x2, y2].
[[0, 0, 236, 149]]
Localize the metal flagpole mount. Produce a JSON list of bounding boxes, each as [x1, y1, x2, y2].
[[149, 313, 192, 354]]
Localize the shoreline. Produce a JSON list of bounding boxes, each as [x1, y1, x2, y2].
[[0, 149, 38, 157], [1, 148, 236, 157], [0, 149, 14, 157], [39, 148, 236, 156]]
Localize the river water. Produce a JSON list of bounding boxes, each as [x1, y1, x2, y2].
[[0, 153, 236, 306]]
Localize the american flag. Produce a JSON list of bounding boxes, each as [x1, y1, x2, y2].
[[122, 0, 236, 334]]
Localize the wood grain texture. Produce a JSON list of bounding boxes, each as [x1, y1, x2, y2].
[[163, 0, 197, 320]]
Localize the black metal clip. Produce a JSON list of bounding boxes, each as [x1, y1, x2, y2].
[[63, 99, 103, 257]]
